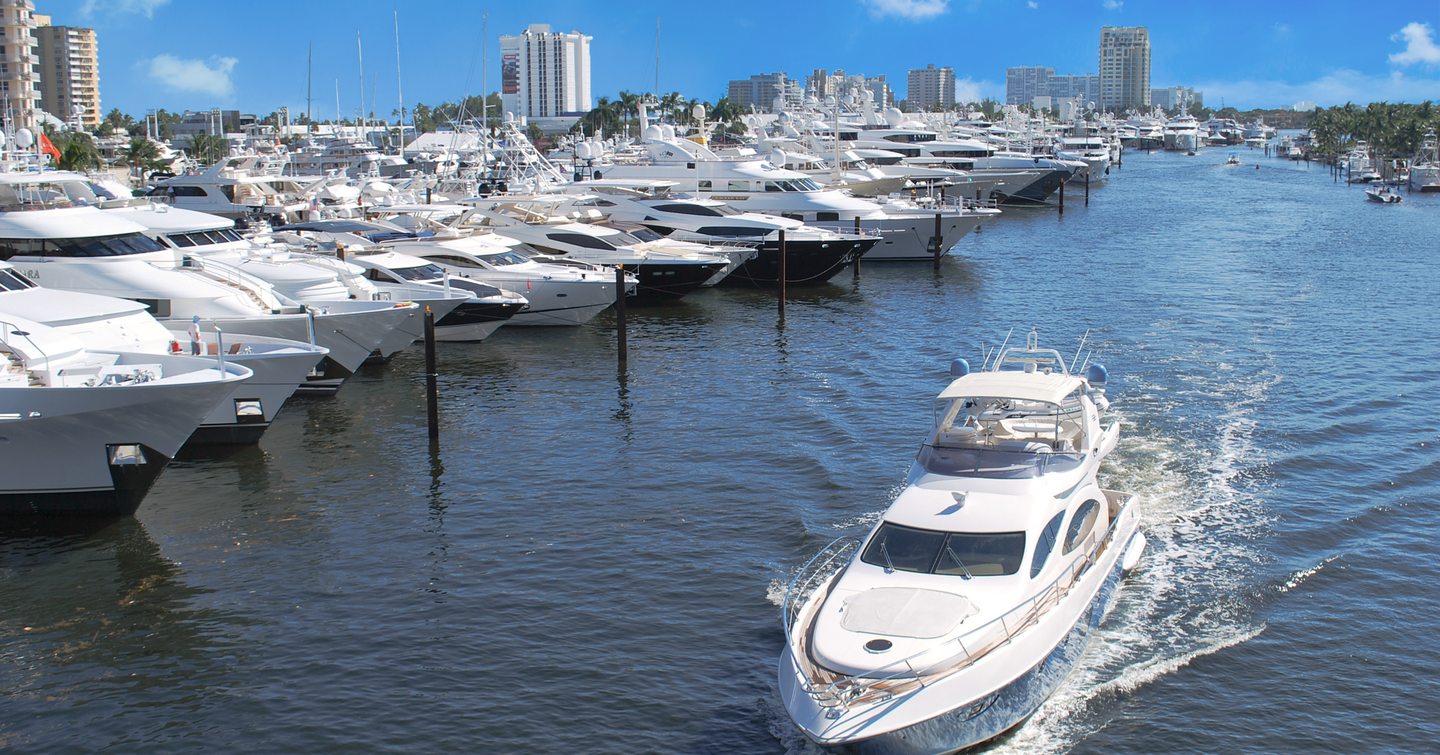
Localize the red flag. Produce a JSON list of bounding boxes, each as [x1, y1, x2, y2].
[[39, 132, 61, 163]]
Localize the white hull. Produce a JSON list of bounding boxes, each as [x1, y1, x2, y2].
[[0, 353, 247, 515], [781, 491, 1144, 751]]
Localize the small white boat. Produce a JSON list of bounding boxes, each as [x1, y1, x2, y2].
[[779, 330, 1146, 752], [1366, 186, 1403, 204], [1225, 153, 1241, 166]]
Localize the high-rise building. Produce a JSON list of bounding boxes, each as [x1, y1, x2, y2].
[[726, 72, 800, 113], [1150, 86, 1202, 111], [1098, 26, 1150, 112], [34, 14, 99, 130], [805, 68, 833, 101], [1005, 66, 1053, 105], [0, 0, 41, 130], [906, 64, 956, 111], [1047, 73, 1100, 106], [499, 24, 591, 122], [865, 74, 893, 109]]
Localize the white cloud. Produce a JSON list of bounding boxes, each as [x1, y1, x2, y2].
[[955, 78, 1001, 104], [1027, 0, 1039, 8], [146, 55, 237, 98], [860, 0, 950, 21], [79, 0, 170, 18], [1272, 23, 1290, 35], [1195, 69, 1440, 109], [1389, 21, 1440, 67], [1102, 0, 1123, 9]]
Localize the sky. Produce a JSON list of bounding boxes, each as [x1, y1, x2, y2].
[[44, 0, 1440, 119]]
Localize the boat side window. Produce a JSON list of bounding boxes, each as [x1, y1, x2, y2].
[[546, 232, 616, 251], [1030, 511, 1066, 578], [815, 212, 840, 222], [694, 226, 761, 238], [653, 203, 722, 217], [218, 186, 236, 202], [861, 522, 1026, 576], [698, 180, 713, 190], [430, 254, 481, 268], [1062, 500, 1101, 555], [0, 233, 165, 258], [727, 180, 749, 191], [0, 269, 35, 290]]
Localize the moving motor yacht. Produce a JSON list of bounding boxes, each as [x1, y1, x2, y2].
[[780, 332, 1146, 752], [0, 313, 251, 516]]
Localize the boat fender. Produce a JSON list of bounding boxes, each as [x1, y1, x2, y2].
[[950, 357, 970, 377], [1122, 532, 1147, 573]]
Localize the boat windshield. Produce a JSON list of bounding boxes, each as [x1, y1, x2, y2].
[[479, 250, 529, 266], [860, 522, 1025, 577], [916, 444, 1084, 479], [389, 263, 447, 281], [0, 179, 101, 211]]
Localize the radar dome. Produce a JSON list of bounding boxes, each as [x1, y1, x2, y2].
[[14, 128, 33, 148], [643, 125, 663, 142]]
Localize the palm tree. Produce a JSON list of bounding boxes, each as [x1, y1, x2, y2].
[[53, 132, 101, 171], [187, 133, 228, 166], [617, 90, 641, 137], [122, 137, 161, 174]]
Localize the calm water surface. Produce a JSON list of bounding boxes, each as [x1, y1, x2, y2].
[[3, 149, 1438, 753]]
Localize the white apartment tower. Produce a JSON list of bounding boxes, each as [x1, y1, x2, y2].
[[906, 64, 956, 110], [0, 0, 41, 130], [34, 14, 100, 130], [1098, 26, 1150, 112], [499, 23, 592, 121]]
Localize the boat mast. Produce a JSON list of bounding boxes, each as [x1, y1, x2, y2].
[[394, 11, 404, 152], [357, 32, 366, 138], [654, 16, 660, 99], [306, 41, 313, 129]]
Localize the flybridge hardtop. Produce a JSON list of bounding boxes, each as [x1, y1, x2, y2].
[[779, 331, 1146, 752]]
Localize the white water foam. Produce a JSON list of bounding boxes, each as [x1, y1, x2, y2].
[[988, 351, 1282, 753], [1278, 554, 1341, 594]]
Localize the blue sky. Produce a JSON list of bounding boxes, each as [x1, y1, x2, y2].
[[48, 0, 1440, 118]]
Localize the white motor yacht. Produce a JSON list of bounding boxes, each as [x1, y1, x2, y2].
[[780, 332, 1146, 752], [0, 170, 412, 392], [554, 181, 879, 287], [102, 202, 451, 360], [1409, 130, 1439, 191], [580, 130, 991, 261], [0, 263, 326, 447], [0, 313, 250, 516], [461, 197, 731, 300], [375, 235, 630, 327]]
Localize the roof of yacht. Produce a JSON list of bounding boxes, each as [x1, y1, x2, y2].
[[936, 370, 1083, 405]]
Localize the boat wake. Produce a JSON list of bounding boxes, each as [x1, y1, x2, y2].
[[985, 356, 1281, 753]]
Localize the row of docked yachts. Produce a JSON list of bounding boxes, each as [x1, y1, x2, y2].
[[0, 128, 1022, 517]]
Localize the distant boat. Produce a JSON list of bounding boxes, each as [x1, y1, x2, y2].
[[1225, 154, 1241, 166], [1365, 186, 1403, 204]]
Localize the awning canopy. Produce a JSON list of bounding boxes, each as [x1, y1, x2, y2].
[[936, 371, 1083, 405]]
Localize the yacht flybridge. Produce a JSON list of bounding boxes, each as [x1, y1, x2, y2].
[[779, 331, 1146, 752]]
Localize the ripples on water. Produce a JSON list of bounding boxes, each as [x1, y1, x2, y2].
[[2, 150, 1438, 753]]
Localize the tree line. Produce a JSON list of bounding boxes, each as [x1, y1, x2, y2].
[[1306, 101, 1438, 159]]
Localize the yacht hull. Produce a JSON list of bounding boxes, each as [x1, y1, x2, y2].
[[0, 375, 240, 516], [821, 537, 1132, 754], [782, 497, 1144, 752], [434, 300, 525, 341], [628, 261, 729, 300], [182, 339, 328, 447], [854, 215, 982, 261], [718, 237, 874, 287]]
